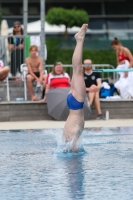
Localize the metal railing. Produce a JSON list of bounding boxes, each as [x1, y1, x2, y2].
[[0, 35, 47, 78], [45, 64, 117, 81], [0, 34, 118, 102], [0, 34, 116, 79]]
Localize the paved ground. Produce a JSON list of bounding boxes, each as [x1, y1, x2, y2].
[[0, 119, 133, 130]]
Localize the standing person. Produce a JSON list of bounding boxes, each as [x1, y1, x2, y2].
[[26, 45, 46, 101], [62, 24, 88, 152], [83, 59, 104, 119], [8, 21, 24, 77], [111, 37, 133, 99]]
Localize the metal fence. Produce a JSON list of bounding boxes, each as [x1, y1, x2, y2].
[[45, 64, 117, 82], [0, 35, 47, 78]]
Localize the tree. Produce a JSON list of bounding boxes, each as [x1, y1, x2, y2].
[[46, 7, 89, 37]]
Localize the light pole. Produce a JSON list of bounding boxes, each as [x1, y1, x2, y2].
[[23, 0, 28, 61], [23, 0, 28, 36], [40, 0, 45, 65]]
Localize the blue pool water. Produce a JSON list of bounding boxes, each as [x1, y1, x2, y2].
[[0, 127, 133, 200]]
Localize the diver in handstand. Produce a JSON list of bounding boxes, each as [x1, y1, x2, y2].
[[63, 24, 88, 152]]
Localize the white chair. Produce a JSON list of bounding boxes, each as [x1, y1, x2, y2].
[[20, 64, 28, 100], [6, 76, 10, 101], [20, 63, 47, 101]]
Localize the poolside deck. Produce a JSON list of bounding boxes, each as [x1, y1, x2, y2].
[[0, 119, 133, 130]]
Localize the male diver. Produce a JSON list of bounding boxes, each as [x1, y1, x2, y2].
[[63, 24, 88, 152]]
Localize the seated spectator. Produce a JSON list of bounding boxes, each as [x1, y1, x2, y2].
[[41, 62, 71, 102], [114, 60, 133, 99], [111, 37, 133, 77], [83, 59, 104, 120], [111, 38, 133, 99], [26, 45, 46, 101], [8, 21, 24, 77], [0, 60, 9, 81]]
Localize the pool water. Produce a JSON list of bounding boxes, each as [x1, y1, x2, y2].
[[0, 127, 133, 200]]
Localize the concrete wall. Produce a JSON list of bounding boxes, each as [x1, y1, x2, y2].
[[0, 102, 52, 122], [91, 99, 133, 120], [0, 99, 133, 122]]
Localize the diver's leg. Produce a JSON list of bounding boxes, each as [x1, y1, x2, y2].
[[70, 24, 88, 102]]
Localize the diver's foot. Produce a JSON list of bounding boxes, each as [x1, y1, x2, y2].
[[74, 24, 88, 41]]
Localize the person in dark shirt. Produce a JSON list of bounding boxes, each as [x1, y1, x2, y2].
[[8, 21, 24, 77], [83, 59, 104, 119]]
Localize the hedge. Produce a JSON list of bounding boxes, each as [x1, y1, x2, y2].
[[46, 38, 133, 68]]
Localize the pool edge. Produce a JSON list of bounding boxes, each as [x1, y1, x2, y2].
[[0, 119, 133, 130]]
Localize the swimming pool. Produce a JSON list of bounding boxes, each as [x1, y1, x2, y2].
[[0, 127, 133, 200]]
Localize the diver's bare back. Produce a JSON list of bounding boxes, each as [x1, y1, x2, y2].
[[27, 56, 42, 72]]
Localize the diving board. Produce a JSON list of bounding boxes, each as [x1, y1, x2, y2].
[[94, 69, 133, 73]]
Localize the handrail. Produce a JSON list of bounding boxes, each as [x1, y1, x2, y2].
[[45, 64, 117, 80], [45, 64, 115, 68], [94, 69, 133, 72]]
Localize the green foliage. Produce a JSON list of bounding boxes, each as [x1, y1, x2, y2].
[[46, 38, 117, 66], [83, 50, 116, 66], [69, 8, 89, 27], [46, 7, 89, 36], [46, 38, 60, 62], [46, 38, 133, 78], [46, 7, 70, 27], [46, 38, 72, 64]]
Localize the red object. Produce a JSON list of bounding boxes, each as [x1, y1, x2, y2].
[[46, 73, 70, 89], [0, 60, 4, 68], [118, 48, 130, 62]]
